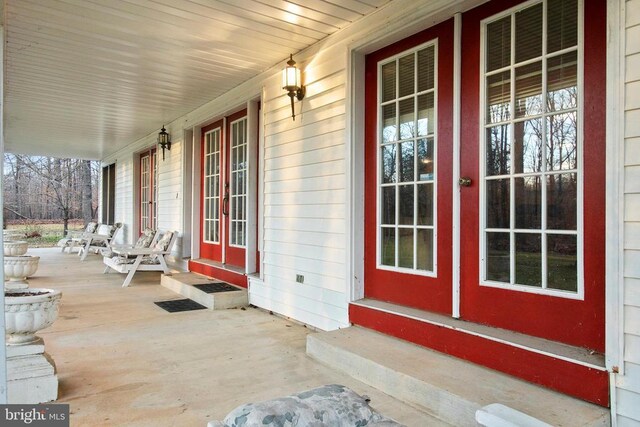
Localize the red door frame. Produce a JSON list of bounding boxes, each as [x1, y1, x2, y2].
[[224, 109, 248, 268], [364, 19, 454, 315], [458, 0, 606, 351], [199, 120, 224, 261]]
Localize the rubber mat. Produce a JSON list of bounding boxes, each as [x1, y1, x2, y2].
[[154, 298, 206, 313], [193, 282, 239, 293]]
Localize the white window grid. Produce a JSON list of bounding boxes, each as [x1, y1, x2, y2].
[[376, 40, 439, 277], [479, 0, 584, 299], [230, 117, 247, 248], [203, 128, 221, 244]]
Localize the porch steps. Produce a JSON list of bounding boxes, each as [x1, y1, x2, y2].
[[160, 272, 248, 310], [307, 326, 610, 427]]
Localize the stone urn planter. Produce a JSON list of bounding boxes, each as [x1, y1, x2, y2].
[[4, 240, 28, 256], [4, 255, 40, 289], [4, 288, 62, 345]]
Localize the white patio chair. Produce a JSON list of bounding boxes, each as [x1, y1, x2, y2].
[[99, 227, 159, 258], [56, 222, 98, 253], [103, 230, 178, 287], [75, 223, 123, 261]]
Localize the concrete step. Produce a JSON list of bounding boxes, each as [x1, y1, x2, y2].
[[306, 326, 610, 427], [161, 272, 248, 310]]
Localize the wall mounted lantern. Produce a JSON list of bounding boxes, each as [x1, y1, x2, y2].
[[282, 54, 305, 121], [157, 125, 171, 160]]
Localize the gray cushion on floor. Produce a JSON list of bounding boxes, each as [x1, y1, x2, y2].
[[207, 384, 404, 427]]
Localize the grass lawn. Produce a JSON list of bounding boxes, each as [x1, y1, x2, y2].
[[4, 220, 86, 248]]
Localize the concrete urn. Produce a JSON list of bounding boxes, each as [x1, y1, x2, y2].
[[4, 288, 62, 345], [4, 256, 40, 289], [4, 240, 29, 256]]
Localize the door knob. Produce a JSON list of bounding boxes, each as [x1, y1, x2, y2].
[[459, 177, 472, 187]]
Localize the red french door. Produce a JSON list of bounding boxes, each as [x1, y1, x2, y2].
[[365, 0, 605, 351], [458, 0, 605, 351], [139, 148, 157, 231], [364, 19, 454, 315], [199, 110, 248, 269]]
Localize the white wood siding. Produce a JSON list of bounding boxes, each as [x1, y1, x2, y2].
[[619, 0, 640, 422], [251, 44, 350, 330]]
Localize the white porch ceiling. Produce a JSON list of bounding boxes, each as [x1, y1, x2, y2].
[[4, 0, 390, 160]]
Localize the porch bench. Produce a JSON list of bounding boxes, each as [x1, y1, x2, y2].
[[207, 384, 404, 427]]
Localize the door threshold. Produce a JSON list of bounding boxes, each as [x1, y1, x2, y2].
[[188, 259, 247, 288], [350, 298, 608, 405]]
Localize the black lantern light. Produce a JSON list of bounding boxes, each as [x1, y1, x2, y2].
[[157, 125, 171, 160]]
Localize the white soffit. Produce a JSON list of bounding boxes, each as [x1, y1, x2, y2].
[[4, 0, 390, 160]]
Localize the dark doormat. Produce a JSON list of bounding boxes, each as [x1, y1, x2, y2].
[[154, 298, 207, 313], [194, 282, 239, 293]]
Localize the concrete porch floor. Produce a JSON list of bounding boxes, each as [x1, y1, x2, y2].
[[24, 248, 446, 426]]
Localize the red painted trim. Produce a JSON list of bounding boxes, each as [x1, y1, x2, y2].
[[200, 120, 224, 261], [364, 19, 454, 315], [188, 259, 248, 288], [458, 0, 606, 351], [350, 303, 609, 406]]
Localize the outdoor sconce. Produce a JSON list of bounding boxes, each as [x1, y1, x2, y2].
[[282, 54, 305, 121], [157, 125, 171, 160]]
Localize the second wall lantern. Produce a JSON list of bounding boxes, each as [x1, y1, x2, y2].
[[157, 125, 171, 160], [282, 54, 305, 121]]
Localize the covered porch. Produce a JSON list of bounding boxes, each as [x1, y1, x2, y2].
[[30, 247, 439, 426]]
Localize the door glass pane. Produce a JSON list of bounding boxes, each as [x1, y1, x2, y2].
[[399, 99, 415, 140], [515, 3, 542, 63], [515, 233, 542, 287], [486, 179, 510, 229], [547, 51, 578, 112], [515, 61, 543, 118], [382, 104, 397, 143], [417, 93, 434, 136], [514, 119, 542, 173], [399, 142, 414, 182], [547, 234, 577, 292], [487, 232, 510, 282], [486, 71, 511, 123], [547, 0, 578, 53], [382, 62, 396, 102], [398, 228, 414, 269], [486, 125, 511, 176], [486, 16, 511, 72], [417, 46, 435, 92], [398, 185, 414, 225], [398, 54, 415, 98], [515, 176, 541, 229], [378, 43, 437, 273], [417, 138, 434, 181], [547, 173, 577, 230], [546, 112, 577, 171], [381, 228, 395, 266], [417, 229, 434, 271]]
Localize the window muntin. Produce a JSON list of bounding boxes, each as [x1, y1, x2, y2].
[[230, 118, 247, 248], [140, 150, 157, 231], [378, 42, 437, 275], [203, 129, 221, 244], [481, 0, 582, 297]]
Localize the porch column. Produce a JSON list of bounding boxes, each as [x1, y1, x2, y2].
[[0, 6, 10, 404]]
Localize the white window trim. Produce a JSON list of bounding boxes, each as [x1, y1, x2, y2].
[[203, 127, 222, 245], [376, 40, 439, 278], [478, 0, 585, 300], [229, 116, 248, 249]]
